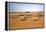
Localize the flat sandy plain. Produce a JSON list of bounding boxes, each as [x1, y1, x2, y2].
[[8, 11, 44, 30]]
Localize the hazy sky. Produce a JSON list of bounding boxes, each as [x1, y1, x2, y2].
[[8, 3, 44, 12]]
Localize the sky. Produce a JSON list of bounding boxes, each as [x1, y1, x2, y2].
[[7, 3, 44, 12]]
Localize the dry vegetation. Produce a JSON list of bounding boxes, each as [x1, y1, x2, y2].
[[8, 11, 44, 30]]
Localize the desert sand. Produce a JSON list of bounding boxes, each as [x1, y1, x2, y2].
[[8, 11, 44, 30]]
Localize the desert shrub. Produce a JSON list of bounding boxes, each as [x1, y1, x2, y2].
[[18, 14, 24, 16], [37, 13, 44, 17], [20, 18, 26, 21], [32, 17, 40, 21]]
